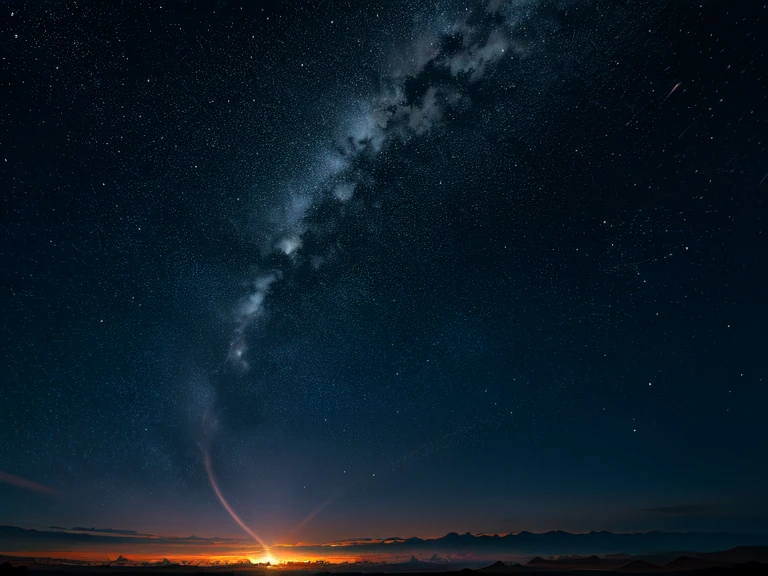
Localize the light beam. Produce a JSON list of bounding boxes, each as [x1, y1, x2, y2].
[[201, 448, 271, 556]]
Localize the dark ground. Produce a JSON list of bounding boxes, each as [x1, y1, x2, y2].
[[5, 552, 768, 576]]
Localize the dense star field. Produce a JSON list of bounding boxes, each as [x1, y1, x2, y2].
[[1, 0, 767, 551]]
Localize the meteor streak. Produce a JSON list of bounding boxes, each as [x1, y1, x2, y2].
[[201, 448, 271, 556], [664, 81, 682, 101]]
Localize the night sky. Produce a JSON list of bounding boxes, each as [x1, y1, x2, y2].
[[2, 0, 767, 550]]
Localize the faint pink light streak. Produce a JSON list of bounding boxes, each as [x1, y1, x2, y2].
[[288, 491, 343, 539], [201, 448, 270, 554], [0, 470, 58, 495]]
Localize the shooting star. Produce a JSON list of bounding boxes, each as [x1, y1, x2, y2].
[[664, 81, 682, 101]]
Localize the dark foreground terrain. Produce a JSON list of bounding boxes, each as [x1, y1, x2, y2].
[[4, 566, 768, 576], [4, 546, 768, 576]]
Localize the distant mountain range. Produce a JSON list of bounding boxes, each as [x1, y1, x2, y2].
[[2, 525, 768, 558], [320, 530, 768, 555]]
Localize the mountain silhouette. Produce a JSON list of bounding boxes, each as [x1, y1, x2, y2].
[[618, 559, 661, 573], [478, 561, 509, 572], [662, 555, 734, 571]]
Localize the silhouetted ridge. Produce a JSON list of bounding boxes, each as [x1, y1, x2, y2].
[[479, 560, 509, 572], [663, 556, 732, 570], [0, 563, 29, 576], [703, 545, 768, 564], [618, 559, 660, 573], [406, 556, 422, 564], [570, 554, 602, 564]]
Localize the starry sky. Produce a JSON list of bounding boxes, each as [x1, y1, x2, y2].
[[1, 0, 767, 550]]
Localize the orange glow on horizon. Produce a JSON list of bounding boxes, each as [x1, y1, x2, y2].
[[248, 551, 278, 565], [5, 549, 374, 566]]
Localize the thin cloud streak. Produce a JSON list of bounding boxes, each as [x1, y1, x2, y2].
[[0, 470, 58, 496]]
